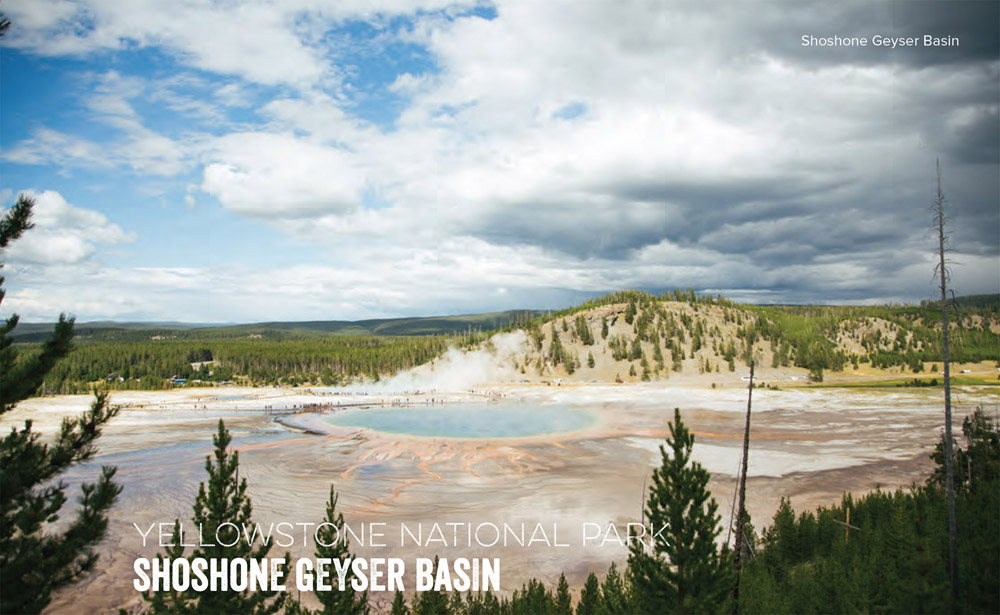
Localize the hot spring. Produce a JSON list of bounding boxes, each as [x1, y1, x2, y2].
[[321, 403, 597, 439]]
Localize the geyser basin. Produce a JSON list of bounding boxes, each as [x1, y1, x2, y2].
[[322, 404, 596, 439]]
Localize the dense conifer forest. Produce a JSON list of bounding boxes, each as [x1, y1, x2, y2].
[[24, 334, 460, 393]]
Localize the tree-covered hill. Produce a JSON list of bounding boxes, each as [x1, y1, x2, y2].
[[11, 291, 999, 393], [512, 290, 999, 383]]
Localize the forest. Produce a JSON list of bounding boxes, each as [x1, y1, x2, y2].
[[23, 333, 462, 394], [12, 290, 999, 394]]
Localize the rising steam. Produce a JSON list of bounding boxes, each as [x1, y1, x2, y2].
[[345, 331, 530, 393]]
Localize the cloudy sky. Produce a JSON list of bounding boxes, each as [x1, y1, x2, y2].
[[0, 0, 997, 323]]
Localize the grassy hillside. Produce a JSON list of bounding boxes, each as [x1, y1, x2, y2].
[[510, 290, 1000, 385]]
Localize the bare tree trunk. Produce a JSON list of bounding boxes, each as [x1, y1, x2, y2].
[[935, 160, 959, 612], [732, 360, 754, 612]]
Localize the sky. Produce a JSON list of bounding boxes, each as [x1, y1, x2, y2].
[[0, 0, 997, 323]]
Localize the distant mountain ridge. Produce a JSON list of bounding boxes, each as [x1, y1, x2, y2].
[[9, 310, 546, 342]]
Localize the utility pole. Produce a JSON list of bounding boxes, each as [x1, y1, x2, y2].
[[732, 360, 754, 611], [934, 159, 959, 612]]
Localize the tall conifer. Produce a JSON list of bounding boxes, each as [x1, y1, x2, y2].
[[145, 420, 288, 614], [575, 572, 600, 615], [628, 408, 732, 614], [1, 194, 121, 614], [312, 486, 368, 615]]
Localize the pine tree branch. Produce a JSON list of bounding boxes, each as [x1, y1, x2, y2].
[[0, 195, 35, 252], [0, 314, 76, 414]]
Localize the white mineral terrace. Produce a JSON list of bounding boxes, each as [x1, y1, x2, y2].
[[6, 382, 996, 614]]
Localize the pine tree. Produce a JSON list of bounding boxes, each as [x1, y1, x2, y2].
[[411, 557, 448, 615], [144, 420, 288, 614], [464, 590, 501, 615], [311, 486, 368, 615], [1, 194, 122, 614], [549, 324, 566, 367], [576, 572, 600, 615], [555, 573, 572, 615], [575, 315, 594, 346], [598, 562, 631, 614], [390, 590, 409, 615], [510, 578, 555, 614], [628, 408, 733, 614]]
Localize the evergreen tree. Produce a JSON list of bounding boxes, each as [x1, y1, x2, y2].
[[510, 578, 555, 614], [446, 591, 464, 615], [931, 406, 1000, 497], [575, 315, 594, 346], [576, 572, 600, 615], [312, 486, 368, 615], [628, 408, 732, 614], [555, 573, 572, 615], [1, 194, 122, 614], [629, 337, 642, 361], [285, 599, 311, 615], [549, 325, 566, 367], [597, 562, 631, 614], [465, 590, 502, 615], [411, 557, 448, 615], [390, 590, 409, 615], [144, 420, 288, 614], [931, 406, 1000, 613]]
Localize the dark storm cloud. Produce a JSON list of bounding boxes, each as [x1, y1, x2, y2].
[[935, 163, 1000, 256], [469, 199, 675, 260], [607, 176, 848, 249], [699, 210, 909, 265], [889, 0, 1000, 65], [746, 0, 999, 68], [466, 171, 850, 261], [948, 106, 1000, 164], [460, 0, 998, 303]]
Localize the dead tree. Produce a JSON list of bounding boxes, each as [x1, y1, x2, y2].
[[732, 360, 754, 610], [933, 160, 958, 611]]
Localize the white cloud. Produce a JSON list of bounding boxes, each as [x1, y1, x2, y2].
[[4, 0, 324, 87], [4, 231, 993, 323], [2, 128, 113, 169], [2, 190, 134, 266], [3, 0, 481, 88], [2, 71, 196, 177], [2, 0, 996, 319], [201, 132, 367, 216], [213, 83, 252, 108]]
